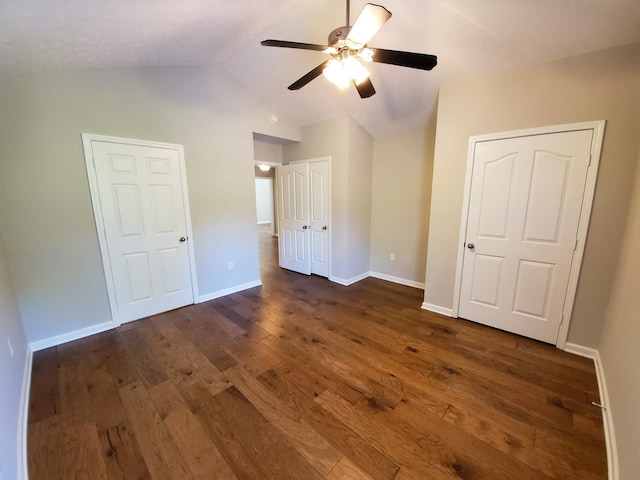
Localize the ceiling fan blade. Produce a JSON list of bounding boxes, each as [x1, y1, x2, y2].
[[288, 61, 330, 90], [261, 39, 328, 51], [346, 3, 392, 46], [371, 48, 438, 70], [354, 78, 376, 98]]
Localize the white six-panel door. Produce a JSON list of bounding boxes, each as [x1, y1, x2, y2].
[[277, 160, 330, 277], [458, 129, 593, 343], [91, 140, 194, 323], [277, 163, 311, 275], [309, 161, 330, 277]]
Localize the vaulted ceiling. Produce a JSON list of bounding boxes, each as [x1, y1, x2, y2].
[[2, 0, 639, 136]]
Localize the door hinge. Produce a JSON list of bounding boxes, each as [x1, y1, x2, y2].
[[574, 238, 579, 251], [588, 154, 592, 167], [560, 313, 564, 325]]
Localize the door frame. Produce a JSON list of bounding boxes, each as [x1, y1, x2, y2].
[[452, 121, 605, 348], [81, 133, 199, 327], [280, 156, 332, 279]]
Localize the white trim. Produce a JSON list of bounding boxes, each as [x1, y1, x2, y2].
[[18, 346, 33, 480], [197, 280, 263, 303], [451, 121, 606, 348], [421, 302, 455, 317], [465, 121, 607, 143], [28, 321, 114, 351], [369, 271, 425, 289], [555, 121, 605, 349], [81, 133, 199, 326], [563, 342, 598, 359], [288, 156, 331, 165], [330, 272, 369, 286], [564, 343, 618, 480]]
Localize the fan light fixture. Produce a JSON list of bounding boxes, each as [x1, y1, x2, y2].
[[258, 164, 271, 172], [323, 56, 371, 89], [261, 2, 438, 99]]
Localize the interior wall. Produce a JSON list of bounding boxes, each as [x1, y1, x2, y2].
[[346, 117, 374, 280], [253, 140, 283, 164], [283, 117, 350, 280], [598, 150, 640, 480], [0, 66, 300, 344], [424, 42, 640, 348], [370, 122, 435, 284], [0, 230, 29, 480]]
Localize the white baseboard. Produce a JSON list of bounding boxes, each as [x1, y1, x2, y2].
[[369, 271, 425, 290], [564, 343, 618, 480], [330, 272, 369, 286], [421, 302, 454, 317], [28, 280, 264, 350], [197, 279, 262, 303], [563, 342, 597, 359], [18, 346, 33, 480], [29, 320, 115, 352]]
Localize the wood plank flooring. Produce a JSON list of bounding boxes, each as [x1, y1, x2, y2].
[[28, 229, 607, 479]]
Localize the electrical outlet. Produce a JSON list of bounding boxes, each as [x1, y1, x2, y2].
[[7, 338, 13, 357], [389, 253, 395, 261], [227, 261, 234, 270]]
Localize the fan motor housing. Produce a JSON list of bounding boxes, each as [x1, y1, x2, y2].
[[328, 26, 352, 47]]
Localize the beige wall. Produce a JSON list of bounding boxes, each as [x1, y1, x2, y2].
[[370, 122, 435, 284], [0, 231, 29, 480], [283, 116, 374, 282], [598, 151, 640, 480], [346, 117, 374, 279], [424, 43, 640, 347], [0, 66, 300, 343], [283, 117, 350, 280], [253, 140, 283, 164]]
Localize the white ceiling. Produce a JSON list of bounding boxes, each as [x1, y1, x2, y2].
[[1, 0, 639, 137]]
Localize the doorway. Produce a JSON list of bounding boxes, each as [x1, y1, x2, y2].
[[453, 122, 605, 346], [82, 134, 197, 326], [255, 177, 274, 235]]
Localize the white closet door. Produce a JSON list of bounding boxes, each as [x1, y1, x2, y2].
[[458, 129, 593, 343], [92, 140, 194, 323], [309, 161, 330, 277], [277, 163, 311, 275]]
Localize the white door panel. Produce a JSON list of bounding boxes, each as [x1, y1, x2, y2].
[[92, 141, 194, 323], [309, 161, 330, 277], [459, 130, 593, 343], [277, 164, 310, 274]]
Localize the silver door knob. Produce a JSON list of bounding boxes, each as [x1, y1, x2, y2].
[[302, 225, 308, 229], [179, 236, 186, 242], [322, 226, 327, 230], [467, 242, 475, 249]]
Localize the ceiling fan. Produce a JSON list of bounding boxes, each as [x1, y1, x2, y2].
[[261, 1, 437, 98]]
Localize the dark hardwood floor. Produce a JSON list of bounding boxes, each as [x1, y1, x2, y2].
[[28, 226, 607, 479]]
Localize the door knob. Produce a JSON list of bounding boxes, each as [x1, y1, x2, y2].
[[467, 242, 475, 249], [302, 225, 308, 230], [322, 226, 327, 230], [179, 236, 186, 242]]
